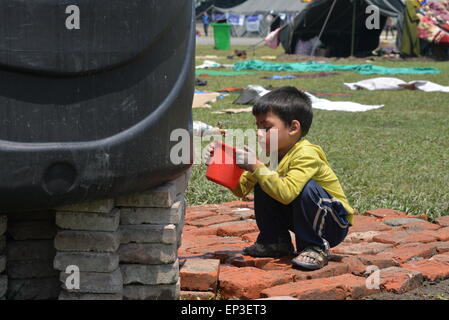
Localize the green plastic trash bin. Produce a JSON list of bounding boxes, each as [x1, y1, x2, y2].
[[212, 23, 231, 50]]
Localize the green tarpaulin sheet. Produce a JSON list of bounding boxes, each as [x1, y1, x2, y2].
[[196, 70, 253, 76], [233, 60, 441, 75]]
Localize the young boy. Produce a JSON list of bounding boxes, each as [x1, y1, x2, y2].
[[206, 86, 353, 270]]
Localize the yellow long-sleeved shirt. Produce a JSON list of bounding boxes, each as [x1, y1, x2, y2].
[[231, 139, 354, 226]]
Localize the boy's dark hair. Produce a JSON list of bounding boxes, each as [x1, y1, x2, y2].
[[252, 86, 313, 137]]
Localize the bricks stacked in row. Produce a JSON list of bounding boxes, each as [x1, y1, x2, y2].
[[5, 211, 60, 300], [54, 199, 123, 300], [0, 215, 6, 300], [116, 170, 190, 300]]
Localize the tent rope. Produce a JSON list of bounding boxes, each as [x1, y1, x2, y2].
[[228, 22, 291, 58], [311, 0, 338, 56]]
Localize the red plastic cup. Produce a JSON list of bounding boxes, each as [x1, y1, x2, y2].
[[206, 141, 243, 189]]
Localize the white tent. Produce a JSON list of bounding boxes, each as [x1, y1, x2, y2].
[[214, 0, 309, 14], [212, 0, 309, 37]]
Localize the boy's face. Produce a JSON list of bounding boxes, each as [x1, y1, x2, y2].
[[255, 111, 301, 155]]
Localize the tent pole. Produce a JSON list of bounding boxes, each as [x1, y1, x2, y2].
[[196, 5, 214, 19], [311, 0, 338, 56], [351, 0, 357, 57]]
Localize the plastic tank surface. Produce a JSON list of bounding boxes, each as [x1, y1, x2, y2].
[[0, 0, 195, 211]]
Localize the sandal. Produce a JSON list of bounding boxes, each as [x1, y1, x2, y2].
[[291, 246, 329, 270]]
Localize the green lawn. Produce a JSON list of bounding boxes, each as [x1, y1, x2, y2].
[[186, 44, 449, 220]]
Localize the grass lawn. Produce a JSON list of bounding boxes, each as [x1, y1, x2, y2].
[[186, 44, 449, 220]]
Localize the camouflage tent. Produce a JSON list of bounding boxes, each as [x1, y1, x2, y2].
[[280, 0, 405, 57]]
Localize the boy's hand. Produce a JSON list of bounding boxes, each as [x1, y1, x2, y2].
[[203, 142, 215, 166], [236, 146, 262, 172]]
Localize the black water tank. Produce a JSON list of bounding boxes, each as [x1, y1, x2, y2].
[[0, 0, 195, 211]]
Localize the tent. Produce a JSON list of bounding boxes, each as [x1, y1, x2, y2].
[[280, 0, 406, 57], [214, 0, 309, 14], [212, 0, 309, 37]]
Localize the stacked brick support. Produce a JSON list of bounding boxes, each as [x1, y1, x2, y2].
[[116, 170, 189, 300], [5, 211, 59, 300], [54, 199, 123, 300], [1, 169, 190, 300], [0, 215, 6, 299], [52, 169, 190, 300]]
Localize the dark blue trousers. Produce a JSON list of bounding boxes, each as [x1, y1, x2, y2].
[[254, 180, 349, 252]]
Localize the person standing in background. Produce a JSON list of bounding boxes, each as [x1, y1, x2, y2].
[[400, 0, 422, 57], [384, 17, 394, 39], [202, 12, 210, 37]]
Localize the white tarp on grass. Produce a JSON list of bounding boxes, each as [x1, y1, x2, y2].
[[305, 93, 384, 112], [344, 77, 449, 93]]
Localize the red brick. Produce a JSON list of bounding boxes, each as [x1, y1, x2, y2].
[[215, 209, 237, 216], [260, 257, 295, 271], [372, 230, 438, 245], [182, 226, 198, 233], [344, 231, 382, 243], [412, 214, 429, 221], [435, 216, 449, 227], [356, 254, 400, 269], [219, 267, 293, 299], [216, 221, 258, 237], [185, 211, 216, 223], [402, 259, 449, 281], [352, 215, 382, 225], [257, 296, 298, 300], [219, 265, 239, 273], [259, 258, 350, 280], [260, 274, 378, 300], [331, 242, 393, 255], [227, 255, 273, 268], [189, 220, 252, 236], [180, 291, 216, 300], [349, 217, 392, 233], [401, 221, 441, 232], [186, 206, 218, 216], [377, 267, 423, 294], [430, 253, 449, 265], [188, 215, 240, 228], [180, 234, 247, 260], [241, 232, 259, 243], [181, 235, 243, 251], [329, 244, 350, 255], [178, 248, 194, 258], [180, 259, 220, 291], [189, 225, 221, 236], [422, 227, 449, 242], [186, 205, 217, 214], [364, 209, 408, 220], [435, 227, 449, 241], [261, 280, 344, 300], [210, 249, 253, 264], [378, 242, 438, 264], [431, 241, 449, 254], [186, 242, 248, 259], [222, 200, 253, 209], [341, 256, 369, 276], [290, 261, 350, 281], [179, 234, 234, 258]]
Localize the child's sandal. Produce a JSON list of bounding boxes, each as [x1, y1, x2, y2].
[[291, 246, 329, 270]]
